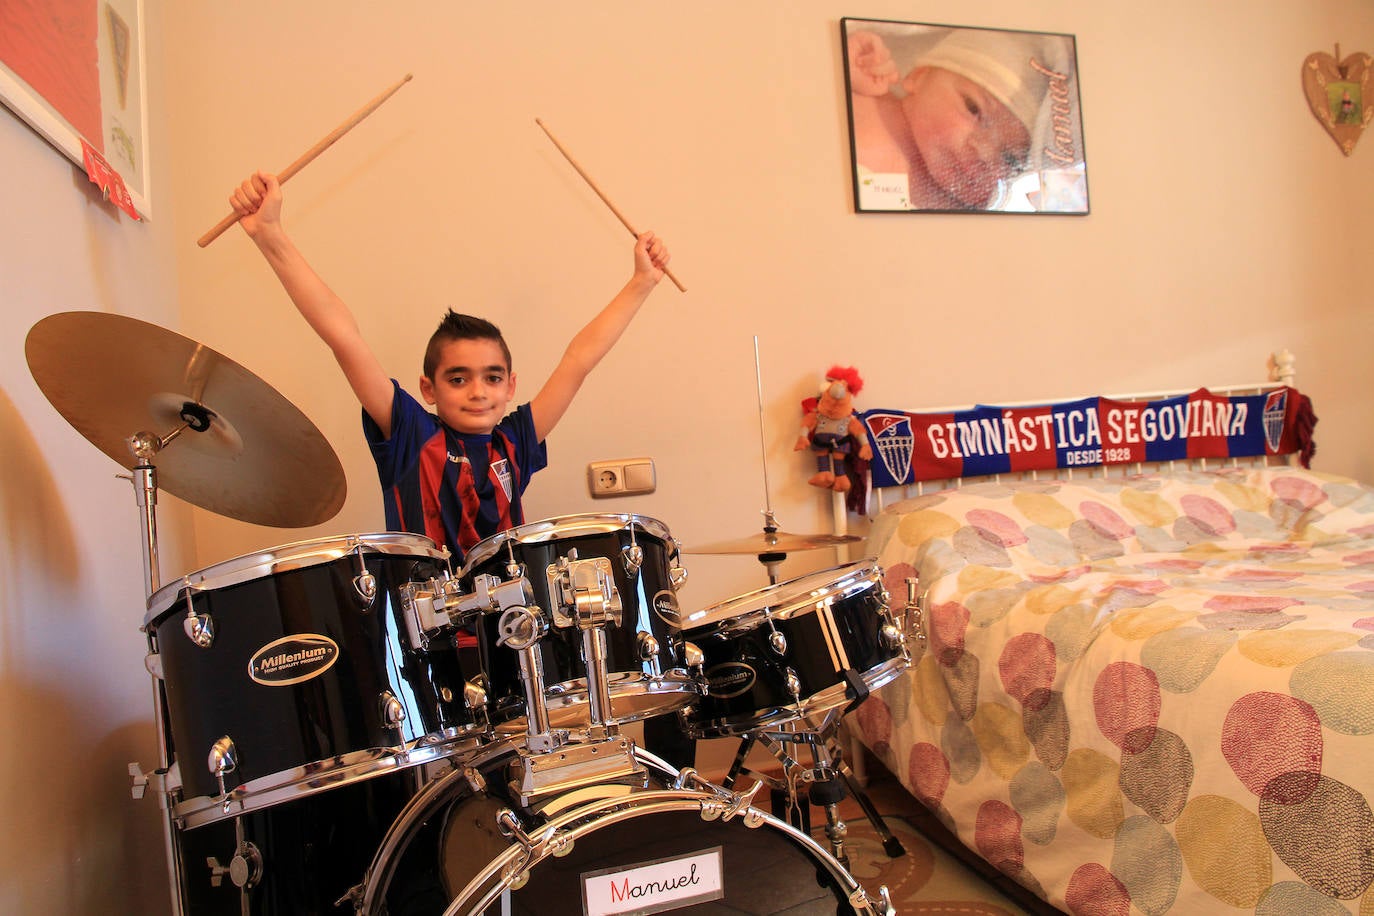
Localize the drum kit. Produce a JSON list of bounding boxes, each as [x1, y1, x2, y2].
[[26, 312, 915, 915]]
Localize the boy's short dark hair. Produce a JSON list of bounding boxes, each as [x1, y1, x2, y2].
[[423, 310, 512, 379]]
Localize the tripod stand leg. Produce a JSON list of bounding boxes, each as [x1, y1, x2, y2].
[[837, 754, 905, 858], [722, 733, 757, 790]]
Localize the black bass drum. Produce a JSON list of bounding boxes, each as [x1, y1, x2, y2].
[[354, 747, 892, 915]]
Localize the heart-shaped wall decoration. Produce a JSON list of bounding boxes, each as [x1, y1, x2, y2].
[[1302, 47, 1373, 156]]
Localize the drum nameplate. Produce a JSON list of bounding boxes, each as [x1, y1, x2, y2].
[[704, 662, 756, 699], [247, 635, 340, 686], [582, 846, 724, 915]]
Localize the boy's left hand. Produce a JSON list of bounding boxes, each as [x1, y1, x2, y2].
[[634, 231, 670, 284]]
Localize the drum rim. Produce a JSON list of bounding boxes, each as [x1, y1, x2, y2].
[[460, 513, 675, 575], [681, 559, 883, 635], [145, 531, 446, 621], [173, 728, 485, 829], [444, 787, 883, 916]]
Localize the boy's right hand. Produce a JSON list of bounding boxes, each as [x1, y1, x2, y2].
[[847, 31, 899, 96], [229, 171, 283, 239]]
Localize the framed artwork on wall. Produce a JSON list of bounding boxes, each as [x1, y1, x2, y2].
[[841, 17, 1089, 215], [0, 0, 152, 218]]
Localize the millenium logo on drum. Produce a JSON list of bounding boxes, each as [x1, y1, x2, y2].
[[704, 662, 756, 699], [248, 635, 340, 686]]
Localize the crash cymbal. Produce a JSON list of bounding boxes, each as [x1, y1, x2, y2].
[[26, 311, 345, 528], [686, 528, 862, 556]]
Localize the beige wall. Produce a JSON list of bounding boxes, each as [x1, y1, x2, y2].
[[0, 4, 186, 909], [3, 1, 1372, 911]]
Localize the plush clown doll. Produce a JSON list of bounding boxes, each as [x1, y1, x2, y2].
[[794, 365, 873, 493]]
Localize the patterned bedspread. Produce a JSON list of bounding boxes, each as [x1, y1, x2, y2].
[[848, 467, 1374, 914]]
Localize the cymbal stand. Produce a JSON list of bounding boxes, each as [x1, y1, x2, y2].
[[122, 427, 194, 916]]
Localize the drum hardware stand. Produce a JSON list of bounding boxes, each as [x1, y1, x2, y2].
[[721, 717, 906, 867], [482, 567, 643, 803], [400, 571, 544, 726], [122, 421, 213, 916], [548, 550, 623, 741], [507, 553, 646, 802]]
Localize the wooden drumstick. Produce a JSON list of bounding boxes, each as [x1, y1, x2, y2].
[[535, 118, 685, 292], [198, 73, 414, 248]]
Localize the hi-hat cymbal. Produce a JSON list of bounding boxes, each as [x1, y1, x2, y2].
[[25, 311, 346, 528], [686, 528, 862, 556]]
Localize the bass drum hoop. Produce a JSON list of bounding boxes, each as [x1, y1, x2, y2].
[[443, 790, 884, 916], [353, 747, 887, 916]]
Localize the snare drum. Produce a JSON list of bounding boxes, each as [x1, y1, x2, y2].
[[145, 533, 487, 824], [461, 514, 694, 732], [683, 560, 908, 738]]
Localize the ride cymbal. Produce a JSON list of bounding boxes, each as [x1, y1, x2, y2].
[[686, 529, 862, 556], [25, 311, 346, 528]]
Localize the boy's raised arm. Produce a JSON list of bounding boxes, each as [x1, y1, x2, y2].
[[529, 231, 670, 442], [230, 171, 397, 437]]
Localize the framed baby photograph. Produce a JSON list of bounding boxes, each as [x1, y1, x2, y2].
[[841, 17, 1089, 214]]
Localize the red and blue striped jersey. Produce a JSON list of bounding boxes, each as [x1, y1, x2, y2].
[[365, 381, 548, 566]]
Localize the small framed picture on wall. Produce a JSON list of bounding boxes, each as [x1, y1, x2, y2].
[[841, 17, 1089, 214]]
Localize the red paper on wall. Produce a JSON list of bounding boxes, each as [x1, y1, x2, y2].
[[81, 138, 139, 220]]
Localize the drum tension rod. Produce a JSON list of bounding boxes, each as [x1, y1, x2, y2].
[[622, 515, 644, 577], [905, 576, 927, 643], [181, 581, 214, 648], [349, 536, 378, 607]]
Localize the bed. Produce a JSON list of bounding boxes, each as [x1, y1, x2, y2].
[[843, 355, 1374, 914]]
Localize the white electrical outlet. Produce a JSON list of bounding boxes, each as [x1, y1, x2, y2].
[[588, 458, 655, 497]]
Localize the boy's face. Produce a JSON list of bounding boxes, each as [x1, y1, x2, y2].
[[419, 337, 516, 435], [901, 66, 1030, 208]]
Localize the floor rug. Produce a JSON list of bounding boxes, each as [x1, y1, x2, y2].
[[820, 814, 1038, 915]]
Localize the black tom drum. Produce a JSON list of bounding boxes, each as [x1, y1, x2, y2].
[[145, 533, 485, 825]]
